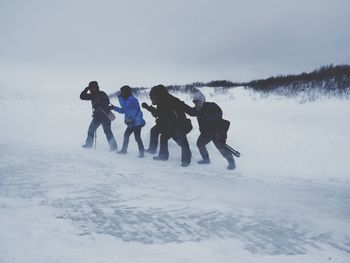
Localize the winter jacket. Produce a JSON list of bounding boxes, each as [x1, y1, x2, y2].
[[80, 88, 111, 120], [185, 102, 223, 136], [113, 95, 146, 127], [148, 94, 192, 134]]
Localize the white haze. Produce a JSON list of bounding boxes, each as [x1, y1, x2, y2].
[[0, 83, 350, 262]]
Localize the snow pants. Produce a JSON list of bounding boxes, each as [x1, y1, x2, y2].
[[197, 133, 234, 162], [85, 117, 118, 150], [147, 124, 162, 153], [121, 126, 145, 154], [158, 127, 192, 164]]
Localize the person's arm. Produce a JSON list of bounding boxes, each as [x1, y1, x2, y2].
[[141, 102, 159, 117], [181, 101, 198, 117], [171, 97, 198, 117], [113, 96, 125, 114], [80, 87, 92, 100], [113, 105, 124, 113]]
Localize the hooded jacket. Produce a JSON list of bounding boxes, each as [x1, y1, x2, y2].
[[80, 87, 111, 120], [113, 95, 146, 127], [196, 102, 223, 135], [149, 93, 193, 133], [186, 92, 223, 136]]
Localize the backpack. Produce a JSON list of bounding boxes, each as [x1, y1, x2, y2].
[[216, 119, 230, 141], [218, 119, 230, 134], [183, 118, 193, 134]]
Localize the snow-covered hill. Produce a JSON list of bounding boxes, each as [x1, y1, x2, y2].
[[1, 85, 349, 262]]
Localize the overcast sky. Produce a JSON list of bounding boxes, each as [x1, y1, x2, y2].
[[1, 0, 349, 87]]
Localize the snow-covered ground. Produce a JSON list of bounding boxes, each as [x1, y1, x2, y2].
[[1, 84, 350, 263]]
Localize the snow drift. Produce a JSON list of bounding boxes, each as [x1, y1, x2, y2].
[[0, 84, 349, 263]]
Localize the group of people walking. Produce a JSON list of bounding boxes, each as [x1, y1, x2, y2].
[[80, 81, 236, 170]]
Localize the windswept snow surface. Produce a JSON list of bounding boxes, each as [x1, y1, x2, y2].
[[1, 85, 350, 262]]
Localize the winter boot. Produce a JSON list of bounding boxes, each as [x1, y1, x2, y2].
[[227, 157, 236, 170], [117, 149, 127, 154], [153, 155, 168, 161], [198, 155, 210, 164], [82, 144, 93, 149], [181, 160, 191, 167], [109, 145, 118, 152], [145, 148, 157, 154], [109, 140, 118, 152], [138, 150, 145, 158]]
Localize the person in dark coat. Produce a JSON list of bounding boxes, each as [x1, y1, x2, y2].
[[110, 85, 146, 157], [142, 85, 192, 167], [186, 91, 236, 170], [80, 81, 118, 151]]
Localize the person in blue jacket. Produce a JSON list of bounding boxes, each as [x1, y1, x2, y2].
[[110, 85, 146, 157]]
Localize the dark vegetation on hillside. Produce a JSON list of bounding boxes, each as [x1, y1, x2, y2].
[[247, 64, 350, 98], [110, 64, 350, 99]]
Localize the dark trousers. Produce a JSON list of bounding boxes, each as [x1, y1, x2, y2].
[[85, 117, 117, 149], [121, 126, 145, 154], [159, 127, 191, 163], [197, 133, 233, 161], [147, 124, 162, 152]]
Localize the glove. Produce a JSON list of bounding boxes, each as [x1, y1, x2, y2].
[[108, 104, 115, 111], [141, 102, 149, 109]]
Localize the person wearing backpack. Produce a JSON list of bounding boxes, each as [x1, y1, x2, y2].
[[142, 85, 193, 167], [110, 85, 146, 158], [80, 81, 118, 151], [186, 91, 236, 170]]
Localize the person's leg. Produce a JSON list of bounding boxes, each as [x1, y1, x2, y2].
[[196, 134, 212, 164], [172, 128, 192, 166], [101, 119, 118, 151], [133, 126, 145, 157], [213, 139, 236, 170], [154, 132, 169, 160], [83, 118, 101, 148], [118, 127, 133, 154], [146, 124, 160, 154]]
